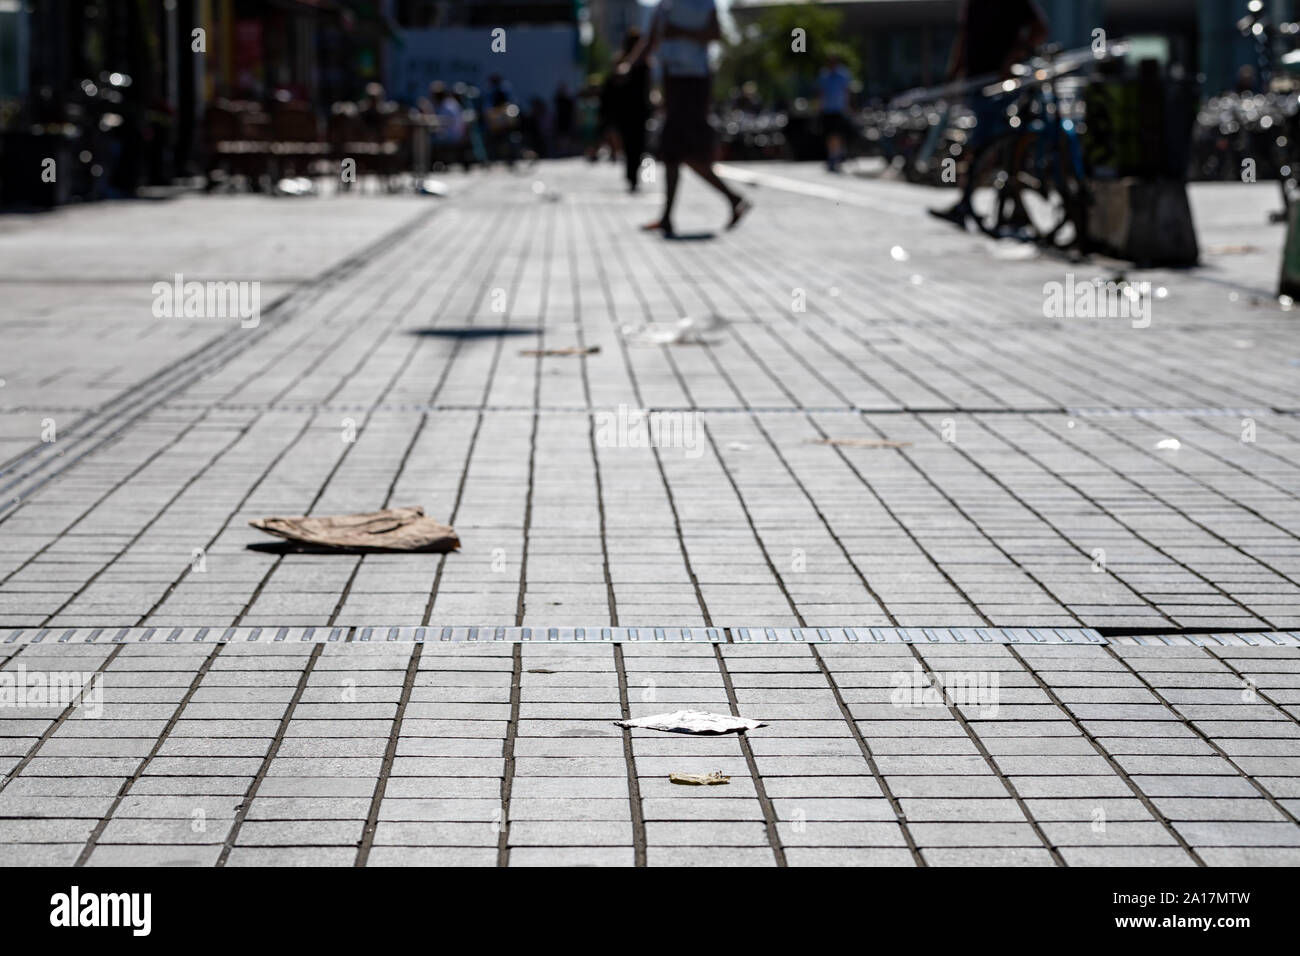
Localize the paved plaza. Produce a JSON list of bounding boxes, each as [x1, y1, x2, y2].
[[1, 161, 1299, 865]]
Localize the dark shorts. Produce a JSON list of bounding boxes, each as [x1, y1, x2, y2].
[[821, 111, 851, 139], [661, 75, 714, 163]]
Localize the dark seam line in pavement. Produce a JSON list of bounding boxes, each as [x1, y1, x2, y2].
[[580, 202, 710, 625], [1032, 311, 1279, 415], [216, 643, 323, 866], [421, 412, 484, 626], [138, 415, 316, 626], [0, 405, 219, 591], [1098, 627, 1295, 638], [651, 247, 905, 627], [329, 411, 430, 628], [1005, 645, 1206, 866], [991, 416, 1272, 629], [323, 204, 513, 630], [679, 234, 1003, 620], [0, 644, 123, 796], [1103, 645, 1300, 827], [243, 415, 363, 629], [1206, 648, 1300, 732], [817, 416, 994, 626], [750, 416, 898, 624], [732, 409, 900, 623], [497, 643, 523, 867], [589, 411, 618, 625], [355, 642, 422, 867], [1083, 412, 1300, 558], [164, 403, 1292, 416], [905, 645, 1066, 866], [74, 641, 226, 866], [1116, 412, 1300, 509], [1019, 415, 1297, 622], [647, 225, 806, 616], [810, 646, 925, 865], [612, 644, 647, 866], [208, 226, 438, 411], [566, 206, 618, 626], [907, 412, 1169, 628], [423, 203, 539, 625], [699, 421, 806, 625], [713, 644, 787, 866], [879, 413, 1084, 626], [0, 207, 436, 514], [202, 195, 460, 408], [1168, 413, 1300, 490], [39, 422, 250, 626], [679, 258, 1030, 623], [0, 295, 278, 485], [514, 206, 554, 631], [0, 646, 25, 670], [57, 217, 445, 627], [243, 238, 462, 630]]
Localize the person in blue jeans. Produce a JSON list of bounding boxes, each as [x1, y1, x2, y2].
[[817, 55, 854, 171]]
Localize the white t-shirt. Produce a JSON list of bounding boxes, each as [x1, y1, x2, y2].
[[655, 0, 715, 78]]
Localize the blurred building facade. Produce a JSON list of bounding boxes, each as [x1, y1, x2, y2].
[[0, 0, 391, 199]]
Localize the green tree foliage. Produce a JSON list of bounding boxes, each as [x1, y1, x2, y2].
[[716, 3, 862, 105]]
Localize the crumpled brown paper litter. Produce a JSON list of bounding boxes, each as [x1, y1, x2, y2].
[[249, 506, 459, 553]]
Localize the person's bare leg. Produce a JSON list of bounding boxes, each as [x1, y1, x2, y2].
[[643, 160, 680, 235], [683, 157, 750, 229]]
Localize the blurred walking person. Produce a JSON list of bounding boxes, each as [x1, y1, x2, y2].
[[620, 0, 751, 237], [609, 28, 652, 191], [930, 0, 1049, 227], [817, 54, 854, 172]]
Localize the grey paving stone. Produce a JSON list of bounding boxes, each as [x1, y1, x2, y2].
[[922, 847, 1056, 866], [1058, 846, 1198, 867]]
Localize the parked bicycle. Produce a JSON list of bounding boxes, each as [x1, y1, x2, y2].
[[961, 43, 1119, 250]]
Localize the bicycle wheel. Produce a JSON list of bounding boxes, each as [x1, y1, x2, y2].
[[966, 132, 1034, 240], [1009, 129, 1088, 249]]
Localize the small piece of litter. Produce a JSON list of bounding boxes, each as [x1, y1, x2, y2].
[[249, 506, 459, 553], [890, 245, 910, 262], [615, 711, 765, 735], [670, 771, 730, 787], [625, 315, 723, 347], [519, 346, 600, 357], [810, 438, 912, 449], [1155, 438, 1181, 451], [726, 442, 752, 452], [989, 240, 1040, 261]]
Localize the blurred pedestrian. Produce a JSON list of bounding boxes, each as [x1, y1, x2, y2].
[[620, 0, 750, 237], [429, 82, 465, 145], [930, 0, 1049, 227], [554, 83, 576, 155], [817, 54, 854, 172], [609, 28, 652, 191]]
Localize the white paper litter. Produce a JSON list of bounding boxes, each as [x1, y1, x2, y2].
[[624, 315, 723, 346], [615, 710, 766, 735], [1155, 438, 1182, 451]]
